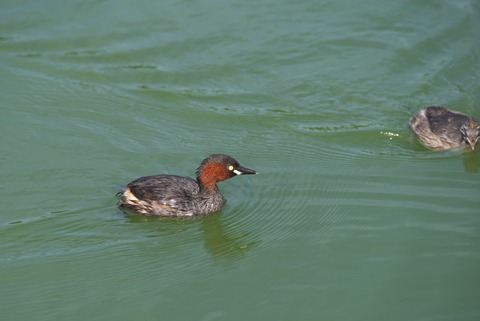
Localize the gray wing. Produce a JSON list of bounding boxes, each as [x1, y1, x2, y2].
[[127, 175, 199, 207], [424, 106, 469, 139]]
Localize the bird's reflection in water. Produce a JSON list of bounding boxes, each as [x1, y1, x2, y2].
[[201, 213, 260, 261], [462, 151, 480, 173], [124, 210, 260, 261]]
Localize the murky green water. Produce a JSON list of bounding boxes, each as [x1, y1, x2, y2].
[[1, 0, 479, 320]]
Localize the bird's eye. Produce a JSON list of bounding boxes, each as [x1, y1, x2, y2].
[[228, 165, 234, 171]]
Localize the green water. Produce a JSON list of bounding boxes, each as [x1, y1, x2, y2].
[[1, 0, 479, 320]]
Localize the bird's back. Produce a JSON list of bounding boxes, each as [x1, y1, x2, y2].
[[424, 106, 470, 138], [119, 175, 201, 216]]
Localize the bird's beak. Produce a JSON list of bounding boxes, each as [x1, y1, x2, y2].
[[466, 137, 478, 151], [233, 165, 257, 175]]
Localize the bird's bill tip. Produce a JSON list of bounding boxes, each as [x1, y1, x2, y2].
[[466, 137, 478, 151], [234, 166, 257, 175]]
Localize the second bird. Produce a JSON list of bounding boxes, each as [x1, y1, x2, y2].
[[409, 106, 479, 151]]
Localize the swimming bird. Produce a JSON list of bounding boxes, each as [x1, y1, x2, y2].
[[409, 106, 479, 151], [118, 154, 256, 217]]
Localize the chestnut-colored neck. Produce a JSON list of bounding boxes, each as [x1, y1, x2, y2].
[[197, 163, 230, 190]]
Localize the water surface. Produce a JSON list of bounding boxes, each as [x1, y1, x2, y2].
[[1, 0, 479, 320]]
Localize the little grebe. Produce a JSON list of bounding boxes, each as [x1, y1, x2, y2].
[[409, 106, 479, 151], [118, 154, 256, 217]]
